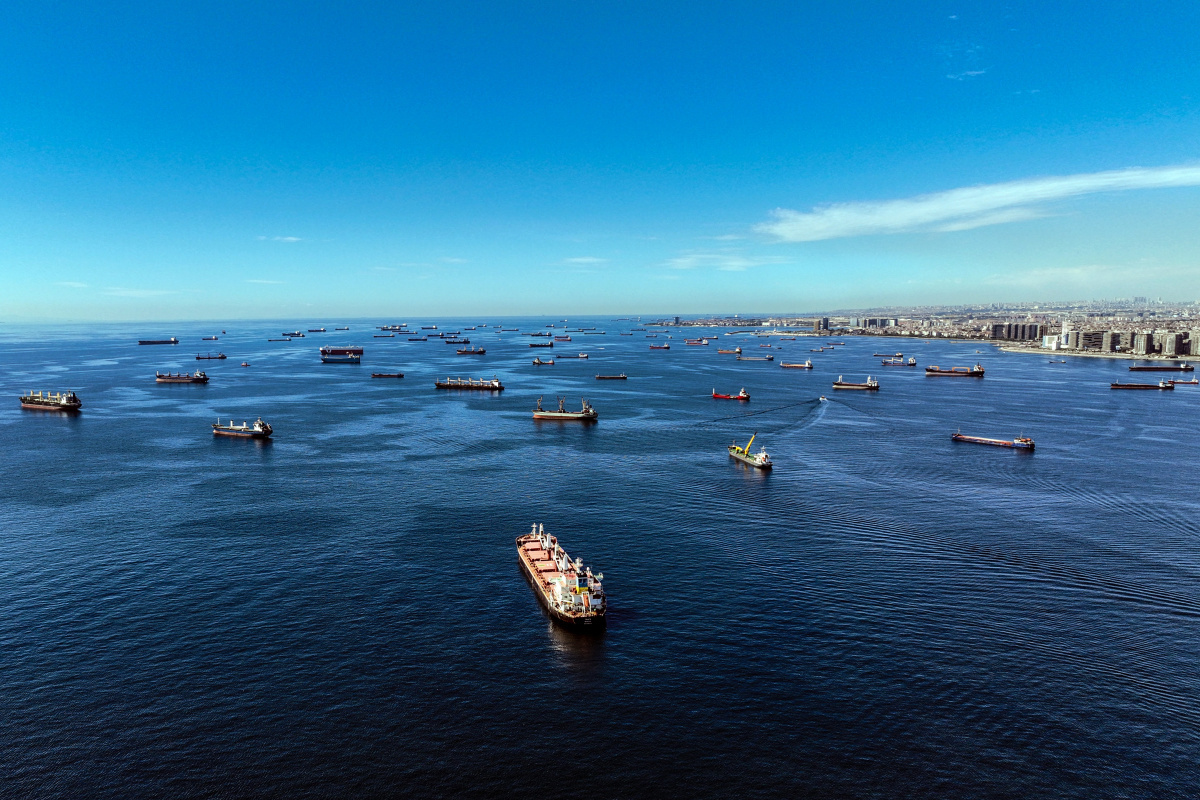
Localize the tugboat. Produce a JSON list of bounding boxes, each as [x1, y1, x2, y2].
[[241, 362, 250, 367], [435, 376, 504, 391], [925, 364, 985, 377], [952, 432, 1035, 450], [516, 523, 606, 628], [713, 388, 750, 400], [728, 432, 772, 469], [833, 375, 879, 390], [457, 346, 486, 355], [532, 357, 554, 365], [781, 360, 813, 369], [212, 417, 273, 438], [532, 396, 598, 421], [320, 345, 363, 363], [19, 390, 82, 411], [196, 352, 227, 360], [156, 371, 208, 384]]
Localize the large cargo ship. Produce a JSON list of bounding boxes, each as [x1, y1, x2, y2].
[[156, 371, 208, 384], [196, 352, 227, 360], [736, 355, 773, 361], [19, 390, 82, 411], [435, 376, 504, 391], [212, 417, 273, 438], [320, 346, 363, 364], [516, 523, 606, 629], [529, 342, 554, 348], [282, 331, 304, 337], [1111, 381, 1174, 390], [650, 344, 670, 350], [925, 364, 984, 377], [532, 396, 597, 421], [138, 337, 178, 345], [781, 360, 812, 369], [717, 347, 742, 354], [728, 432, 772, 469], [595, 373, 626, 379], [833, 375, 879, 390], [883, 357, 917, 366], [532, 357, 554, 365], [1129, 363, 1194, 372], [952, 433, 1034, 450], [457, 346, 486, 354]]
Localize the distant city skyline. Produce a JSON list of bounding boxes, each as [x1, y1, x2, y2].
[[3, 3, 1200, 321]]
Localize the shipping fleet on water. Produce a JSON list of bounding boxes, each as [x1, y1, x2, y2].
[[20, 323, 1200, 631]]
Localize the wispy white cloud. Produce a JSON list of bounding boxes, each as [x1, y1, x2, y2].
[[757, 164, 1200, 243], [55, 281, 88, 289], [561, 257, 607, 265], [257, 235, 302, 242], [664, 251, 784, 272], [947, 69, 987, 80], [440, 256, 468, 264], [102, 287, 178, 298], [245, 279, 284, 284]]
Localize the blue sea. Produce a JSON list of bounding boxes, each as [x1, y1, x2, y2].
[[2, 319, 1198, 798]]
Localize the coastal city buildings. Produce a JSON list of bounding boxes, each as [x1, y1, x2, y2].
[[663, 298, 1200, 358]]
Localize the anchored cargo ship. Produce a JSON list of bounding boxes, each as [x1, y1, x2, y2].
[[532, 396, 597, 421], [320, 346, 363, 364], [1170, 378, 1199, 385], [650, 344, 670, 350], [529, 342, 554, 348], [532, 357, 554, 365], [1129, 363, 1194, 372], [728, 432, 772, 469], [781, 360, 812, 369], [19, 390, 82, 411], [883, 357, 918, 366], [156, 371, 208, 384], [713, 388, 750, 400], [717, 347, 742, 354], [196, 352, 227, 360], [1111, 380, 1174, 390], [282, 331, 304, 337], [435, 376, 504, 390], [457, 346, 486, 355], [213, 417, 273, 438], [736, 355, 773, 361], [202, 336, 218, 341], [138, 337, 178, 345], [371, 373, 404, 378], [952, 433, 1035, 450], [595, 373, 626, 379], [926, 364, 985, 377], [516, 523, 606, 628], [833, 375, 879, 390]]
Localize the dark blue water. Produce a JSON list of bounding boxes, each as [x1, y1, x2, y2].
[[3, 320, 1199, 799]]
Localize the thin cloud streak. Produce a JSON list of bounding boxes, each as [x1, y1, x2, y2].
[[664, 252, 783, 272], [102, 287, 178, 298], [757, 164, 1200, 242], [245, 279, 285, 284]]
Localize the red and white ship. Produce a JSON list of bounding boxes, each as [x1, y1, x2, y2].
[[516, 524, 606, 628]]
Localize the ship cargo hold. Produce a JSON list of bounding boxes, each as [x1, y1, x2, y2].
[[320, 346, 363, 364], [951, 433, 1034, 450]]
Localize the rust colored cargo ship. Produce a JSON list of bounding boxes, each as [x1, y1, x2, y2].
[[516, 523, 606, 629], [925, 364, 984, 377]]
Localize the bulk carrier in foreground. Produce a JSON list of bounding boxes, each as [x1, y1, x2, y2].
[[516, 523, 606, 628], [19, 390, 82, 411]]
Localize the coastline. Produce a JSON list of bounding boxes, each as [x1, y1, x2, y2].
[[997, 345, 1191, 362]]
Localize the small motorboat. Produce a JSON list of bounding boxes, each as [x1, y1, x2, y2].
[[240, 362, 250, 367]]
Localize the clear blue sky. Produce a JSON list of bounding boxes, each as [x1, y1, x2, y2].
[[3, 2, 1199, 320]]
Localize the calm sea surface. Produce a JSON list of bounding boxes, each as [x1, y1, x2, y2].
[[2, 318, 1199, 799]]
